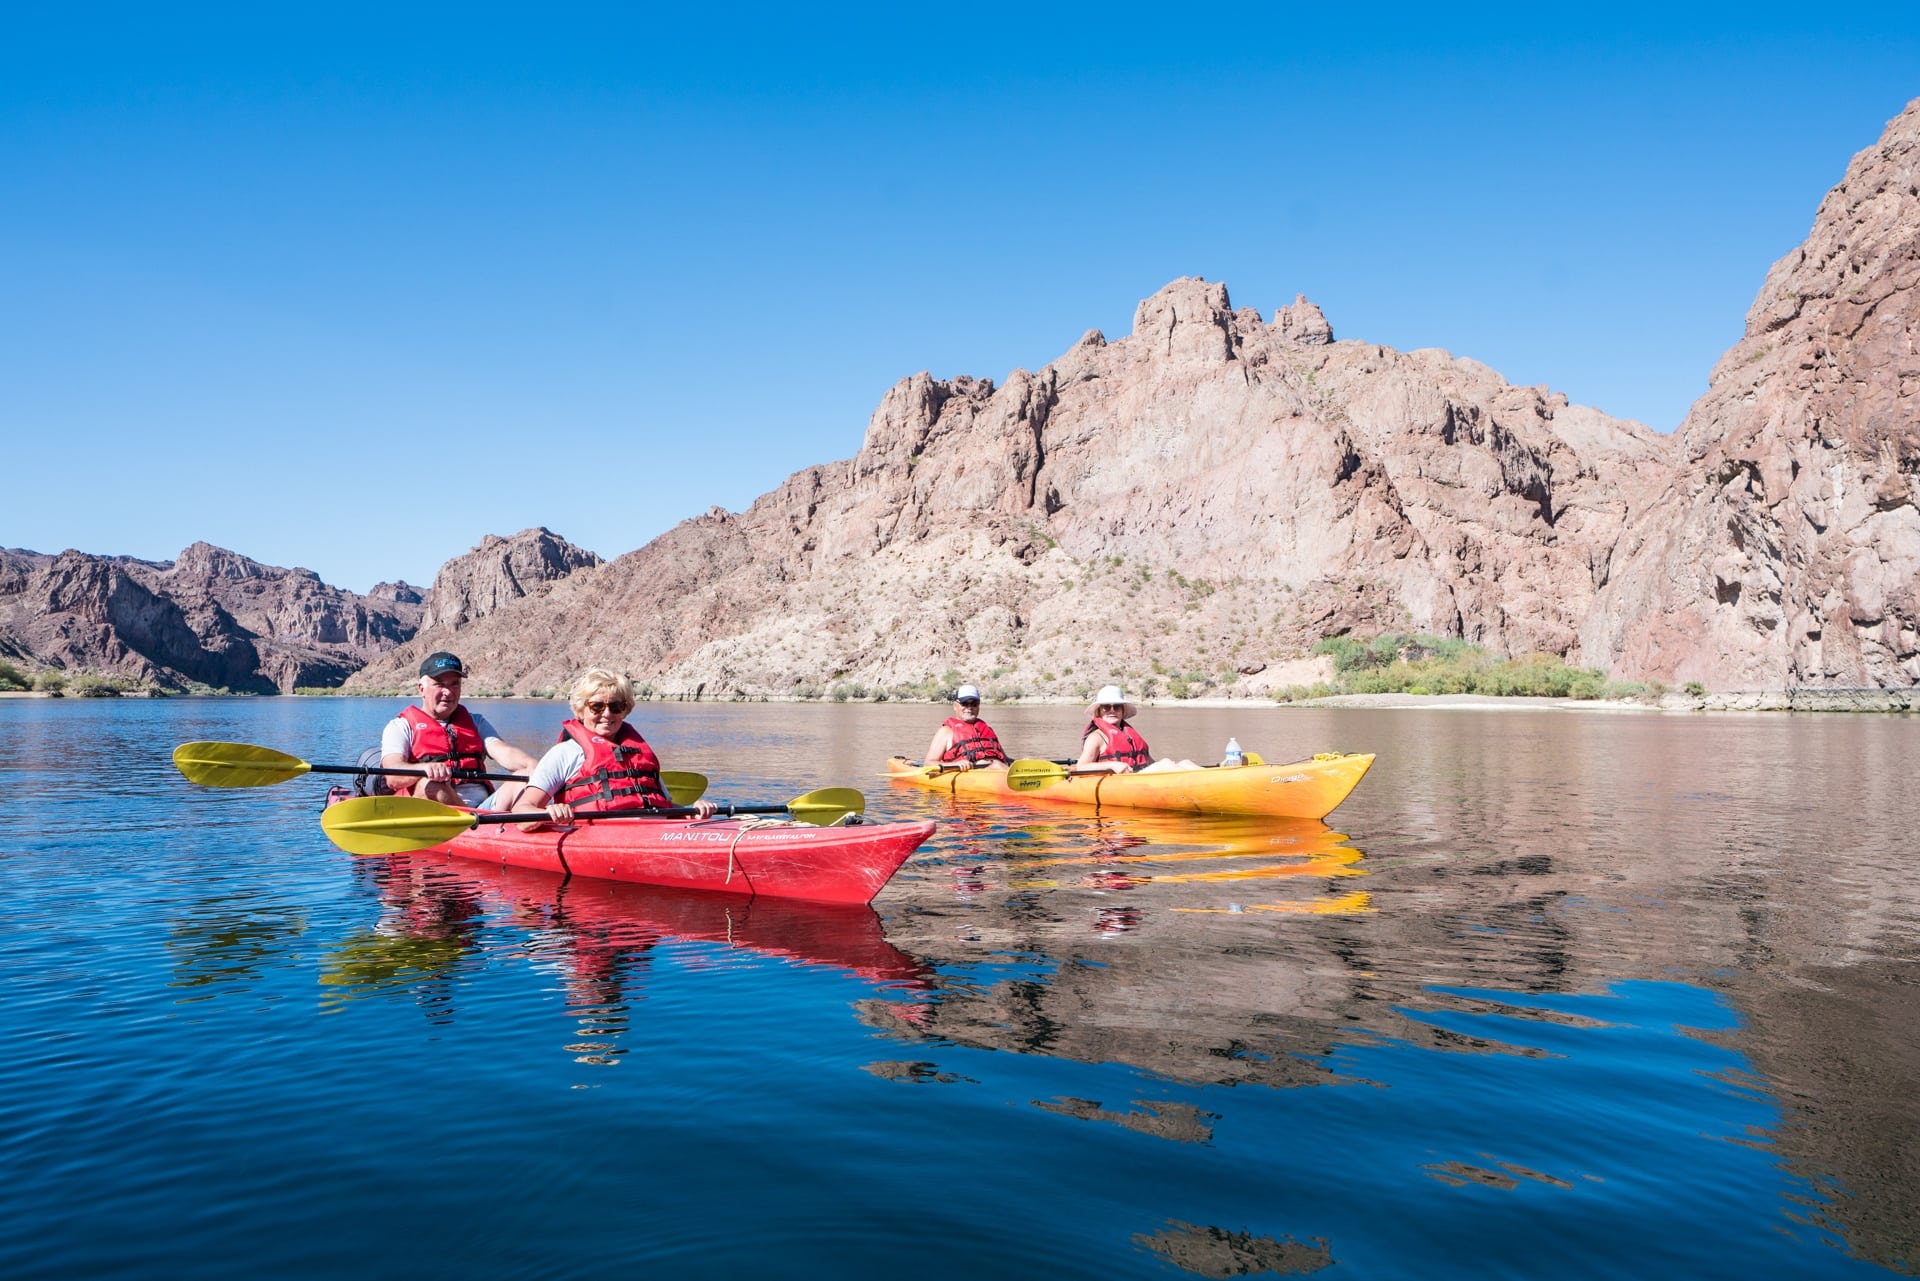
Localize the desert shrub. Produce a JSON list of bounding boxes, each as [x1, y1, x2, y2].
[[1316, 632, 1630, 699], [69, 674, 139, 697], [1684, 681, 1706, 697], [0, 660, 29, 691]]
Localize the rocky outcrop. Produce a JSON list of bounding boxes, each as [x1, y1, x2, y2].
[[0, 544, 426, 691], [347, 276, 1672, 699], [1585, 97, 1920, 690], [422, 528, 601, 631]]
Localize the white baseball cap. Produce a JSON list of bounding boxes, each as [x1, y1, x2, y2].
[[954, 684, 981, 702]]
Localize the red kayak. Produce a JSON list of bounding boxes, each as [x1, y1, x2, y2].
[[353, 808, 937, 905]]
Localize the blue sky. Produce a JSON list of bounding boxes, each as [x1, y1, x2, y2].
[[5, 5, 1917, 591]]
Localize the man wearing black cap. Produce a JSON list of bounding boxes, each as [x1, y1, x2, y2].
[[380, 651, 537, 806]]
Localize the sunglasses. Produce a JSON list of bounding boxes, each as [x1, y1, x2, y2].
[[1098, 703, 1124, 712], [957, 699, 980, 708], [584, 700, 630, 715]]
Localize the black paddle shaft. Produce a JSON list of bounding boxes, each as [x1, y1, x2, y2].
[[468, 803, 790, 826], [309, 762, 527, 783]]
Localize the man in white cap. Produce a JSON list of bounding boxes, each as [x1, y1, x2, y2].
[[923, 683, 1011, 771], [380, 651, 538, 806]]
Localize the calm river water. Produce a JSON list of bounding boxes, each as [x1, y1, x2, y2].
[[2, 697, 1916, 1278]]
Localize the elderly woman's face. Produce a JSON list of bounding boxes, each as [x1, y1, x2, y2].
[[577, 689, 631, 731]]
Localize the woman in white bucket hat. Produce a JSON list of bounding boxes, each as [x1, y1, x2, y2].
[[1074, 685, 1199, 774]]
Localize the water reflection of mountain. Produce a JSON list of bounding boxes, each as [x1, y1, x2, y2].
[[866, 809, 1384, 1091], [1733, 957, 1920, 1274], [326, 855, 929, 1060], [871, 793, 1920, 1271]]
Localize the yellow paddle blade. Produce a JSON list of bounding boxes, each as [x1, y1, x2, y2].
[[175, 741, 313, 788], [320, 796, 479, 856], [661, 771, 707, 805], [784, 787, 865, 826], [1243, 751, 1265, 766], [1005, 759, 1071, 792]]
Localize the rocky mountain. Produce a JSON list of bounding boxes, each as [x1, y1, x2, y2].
[[344, 276, 1674, 699], [421, 528, 603, 632], [356, 527, 605, 689], [1585, 97, 1920, 691], [21, 98, 1919, 701], [0, 543, 425, 692], [342, 96, 1920, 702]]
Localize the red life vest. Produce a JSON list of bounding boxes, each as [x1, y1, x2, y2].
[[393, 705, 491, 796], [940, 716, 1009, 764], [553, 719, 670, 811], [1082, 719, 1150, 768]]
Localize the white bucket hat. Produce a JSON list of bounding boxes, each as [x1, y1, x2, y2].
[[1088, 685, 1139, 720]]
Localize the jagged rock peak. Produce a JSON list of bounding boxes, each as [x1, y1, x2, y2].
[[368, 581, 426, 605], [424, 527, 603, 631], [1276, 294, 1333, 345], [1131, 276, 1237, 364]]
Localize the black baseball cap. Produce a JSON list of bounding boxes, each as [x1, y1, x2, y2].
[[419, 652, 467, 678]]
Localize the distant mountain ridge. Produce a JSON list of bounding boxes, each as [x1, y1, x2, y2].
[[11, 97, 1918, 700], [0, 543, 423, 692]]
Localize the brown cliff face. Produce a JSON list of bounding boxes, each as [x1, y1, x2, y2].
[[347, 278, 1671, 699], [0, 543, 425, 691], [1586, 97, 1920, 690]]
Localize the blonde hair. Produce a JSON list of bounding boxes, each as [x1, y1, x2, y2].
[[568, 667, 635, 717]]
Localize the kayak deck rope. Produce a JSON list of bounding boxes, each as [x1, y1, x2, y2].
[[723, 815, 800, 884]]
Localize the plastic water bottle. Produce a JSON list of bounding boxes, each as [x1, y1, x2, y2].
[[1223, 737, 1244, 768]]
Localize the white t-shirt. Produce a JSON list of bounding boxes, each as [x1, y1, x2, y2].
[[525, 739, 588, 799], [382, 708, 507, 807]]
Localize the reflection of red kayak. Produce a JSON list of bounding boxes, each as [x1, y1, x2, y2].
[[421, 857, 931, 988], [346, 807, 937, 905]]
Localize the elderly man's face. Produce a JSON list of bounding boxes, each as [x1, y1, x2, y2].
[[419, 672, 463, 717]]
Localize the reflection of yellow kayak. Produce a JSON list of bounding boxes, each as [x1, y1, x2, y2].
[[886, 753, 1374, 819]]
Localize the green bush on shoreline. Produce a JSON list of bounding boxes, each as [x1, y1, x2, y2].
[[1313, 632, 1655, 701]]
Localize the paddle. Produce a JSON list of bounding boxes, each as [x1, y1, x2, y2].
[[1005, 751, 1267, 791], [1005, 759, 1086, 791], [320, 788, 868, 857], [173, 741, 709, 805]]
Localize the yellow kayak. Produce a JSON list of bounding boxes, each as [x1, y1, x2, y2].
[[885, 752, 1374, 820]]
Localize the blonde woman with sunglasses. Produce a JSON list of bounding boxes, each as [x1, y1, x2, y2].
[[506, 668, 716, 825]]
